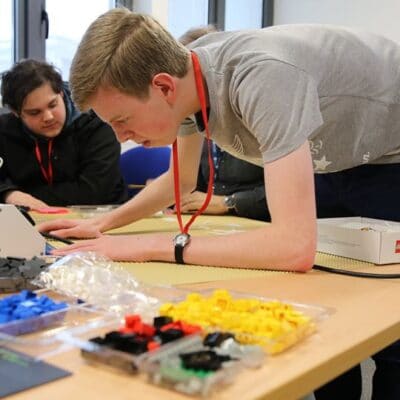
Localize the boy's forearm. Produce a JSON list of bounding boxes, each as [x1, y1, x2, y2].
[[99, 172, 176, 232], [150, 222, 316, 271]]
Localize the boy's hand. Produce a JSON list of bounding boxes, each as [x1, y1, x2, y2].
[[5, 190, 48, 209], [37, 218, 103, 239]]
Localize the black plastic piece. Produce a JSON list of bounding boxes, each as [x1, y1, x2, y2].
[[159, 328, 184, 344], [0, 256, 49, 293], [203, 332, 235, 347], [153, 316, 173, 330], [180, 350, 232, 371]]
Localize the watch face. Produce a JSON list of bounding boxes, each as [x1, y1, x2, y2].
[[224, 195, 235, 209], [174, 233, 190, 246]]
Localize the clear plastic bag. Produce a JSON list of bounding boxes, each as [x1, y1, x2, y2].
[[32, 252, 160, 319]]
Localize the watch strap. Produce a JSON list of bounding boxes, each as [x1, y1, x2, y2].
[[174, 233, 191, 264], [175, 243, 185, 264]]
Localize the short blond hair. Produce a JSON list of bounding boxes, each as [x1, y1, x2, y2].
[[70, 8, 189, 110]]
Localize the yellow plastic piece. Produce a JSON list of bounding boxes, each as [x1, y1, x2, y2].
[[159, 289, 316, 354]]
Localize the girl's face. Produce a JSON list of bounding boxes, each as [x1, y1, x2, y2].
[[19, 82, 66, 138]]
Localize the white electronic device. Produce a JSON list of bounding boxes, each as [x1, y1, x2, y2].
[[0, 204, 46, 258]]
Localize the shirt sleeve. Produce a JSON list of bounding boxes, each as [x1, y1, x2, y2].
[[0, 139, 19, 202], [0, 179, 19, 203], [233, 186, 271, 222]]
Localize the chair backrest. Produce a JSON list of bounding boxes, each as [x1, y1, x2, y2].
[[119, 145, 171, 197]]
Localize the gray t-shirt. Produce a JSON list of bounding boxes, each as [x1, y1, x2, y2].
[[179, 24, 400, 173]]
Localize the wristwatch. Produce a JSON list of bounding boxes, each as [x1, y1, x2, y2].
[[224, 194, 236, 213], [173, 233, 191, 264]]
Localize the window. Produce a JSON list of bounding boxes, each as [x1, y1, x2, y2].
[[167, 0, 209, 39], [0, 0, 14, 73], [45, 0, 114, 79], [134, 1, 270, 39], [225, 0, 264, 30]]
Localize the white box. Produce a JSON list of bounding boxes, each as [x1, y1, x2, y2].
[[0, 204, 46, 258], [317, 217, 400, 264]]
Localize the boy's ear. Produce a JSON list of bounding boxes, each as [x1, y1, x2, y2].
[[151, 73, 176, 102]]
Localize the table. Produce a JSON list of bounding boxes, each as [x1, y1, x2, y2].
[[7, 214, 400, 400]]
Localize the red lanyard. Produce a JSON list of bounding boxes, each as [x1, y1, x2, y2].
[[172, 52, 215, 234], [34, 140, 53, 185]]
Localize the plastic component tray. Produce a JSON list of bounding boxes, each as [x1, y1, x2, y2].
[[159, 289, 333, 354], [0, 289, 118, 359], [0, 307, 68, 336]]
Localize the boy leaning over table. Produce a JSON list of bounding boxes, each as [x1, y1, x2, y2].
[[38, 9, 400, 400]]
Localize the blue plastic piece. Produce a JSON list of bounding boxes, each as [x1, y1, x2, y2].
[[0, 290, 68, 335]]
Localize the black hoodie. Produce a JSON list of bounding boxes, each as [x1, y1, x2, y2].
[[0, 87, 128, 205]]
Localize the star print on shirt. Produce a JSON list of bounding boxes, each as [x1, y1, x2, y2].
[[232, 134, 244, 155], [313, 155, 332, 171]]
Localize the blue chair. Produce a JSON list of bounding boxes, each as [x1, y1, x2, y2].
[[119, 145, 171, 197]]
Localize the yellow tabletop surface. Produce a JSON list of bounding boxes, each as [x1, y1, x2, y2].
[[13, 210, 398, 400], [35, 210, 400, 285]]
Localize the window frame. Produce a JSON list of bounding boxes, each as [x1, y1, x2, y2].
[[14, 0, 47, 61], [11, 0, 273, 63], [209, 0, 274, 29]]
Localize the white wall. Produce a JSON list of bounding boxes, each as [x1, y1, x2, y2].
[[120, 0, 169, 153], [274, 0, 400, 44]]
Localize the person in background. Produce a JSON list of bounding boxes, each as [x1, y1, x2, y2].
[[38, 10, 400, 399], [0, 59, 128, 209], [179, 127, 270, 221], [177, 26, 270, 221]]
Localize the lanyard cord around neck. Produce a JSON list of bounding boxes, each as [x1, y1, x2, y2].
[[172, 52, 215, 234], [34, 139, 53, 185]]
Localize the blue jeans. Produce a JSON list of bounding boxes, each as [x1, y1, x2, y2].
[[314, 163, 400, 400]]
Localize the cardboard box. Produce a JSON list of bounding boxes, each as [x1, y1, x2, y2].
[[317, 217, 400, 264]]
